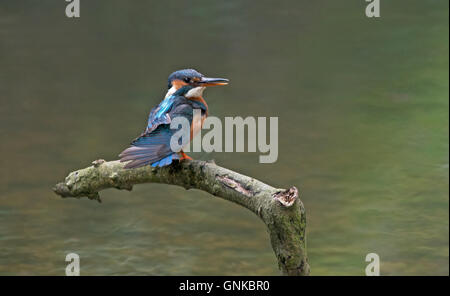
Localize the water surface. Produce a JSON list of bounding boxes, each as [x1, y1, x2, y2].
[[0, 0, 448, 275]]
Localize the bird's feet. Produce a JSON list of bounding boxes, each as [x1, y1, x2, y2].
[[179, 151, 193, 161]]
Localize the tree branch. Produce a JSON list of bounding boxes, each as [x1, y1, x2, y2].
[[53, 159, 310, 276]]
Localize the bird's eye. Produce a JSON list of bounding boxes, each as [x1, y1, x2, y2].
[[183, 77, 191, 83]]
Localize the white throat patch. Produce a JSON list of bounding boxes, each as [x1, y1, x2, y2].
[[185, 86, 206, 98]]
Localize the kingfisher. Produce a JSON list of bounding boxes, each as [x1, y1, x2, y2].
[[119, 69, 229, 169]]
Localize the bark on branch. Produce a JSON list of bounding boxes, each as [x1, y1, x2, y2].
[[53, 159, 310, 275]]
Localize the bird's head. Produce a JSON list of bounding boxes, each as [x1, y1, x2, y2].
[[166, 69, 228, 99]]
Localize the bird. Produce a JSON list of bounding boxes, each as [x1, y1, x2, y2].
[[119, 69, 229, 169]]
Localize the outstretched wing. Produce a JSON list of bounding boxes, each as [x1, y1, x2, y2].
[[119, 99, 194, 169]]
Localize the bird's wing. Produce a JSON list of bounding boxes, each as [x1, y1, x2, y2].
[[126, 94, 177, 145], [146, 96, 175, 132], [119, 98, 194, 169]]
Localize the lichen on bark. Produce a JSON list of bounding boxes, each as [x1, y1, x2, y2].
[[53, 159, 309, 275]]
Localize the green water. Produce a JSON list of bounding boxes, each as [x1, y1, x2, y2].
[[0, 0, 448, 275]]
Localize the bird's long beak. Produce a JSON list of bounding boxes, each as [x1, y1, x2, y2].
[[198, 77, 229, 86]]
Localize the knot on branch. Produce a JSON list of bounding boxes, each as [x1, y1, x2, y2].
[[87, 192, 102, 203], [273, 186, 298, 207], [52, 182, 72, 197], [216, 174, 254, 197]]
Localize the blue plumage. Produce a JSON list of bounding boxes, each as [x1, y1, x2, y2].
[[151, 154, 173, 167], [119, 69, 227, 169]]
